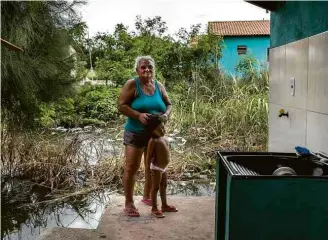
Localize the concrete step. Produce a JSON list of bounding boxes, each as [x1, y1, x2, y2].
[[39, 195, 215, 240], [37, 227, 99, 240]]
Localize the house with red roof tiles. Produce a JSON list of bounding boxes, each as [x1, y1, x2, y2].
[[208, 20, 270, 75]]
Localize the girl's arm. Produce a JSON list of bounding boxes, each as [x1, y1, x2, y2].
[[146, 139, 156, 164]]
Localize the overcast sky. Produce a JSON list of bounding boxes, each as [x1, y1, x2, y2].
[[81, 0, 270, 37]]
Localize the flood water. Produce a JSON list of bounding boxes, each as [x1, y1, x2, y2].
[[1, 180, 110, 240], [1, 179, 215, 240], [1, 127, 215, 240]]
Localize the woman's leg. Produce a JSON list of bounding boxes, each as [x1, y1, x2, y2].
[[143, 147, 152, 200], [124, 145, 144, 209]]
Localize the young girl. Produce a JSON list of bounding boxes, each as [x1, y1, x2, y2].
[[146, 114, 178, 218]]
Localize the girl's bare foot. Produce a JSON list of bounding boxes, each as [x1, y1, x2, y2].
[[141, 198, 152, 206], [151, 208, 165, 218], [162, 205, 178, 212]]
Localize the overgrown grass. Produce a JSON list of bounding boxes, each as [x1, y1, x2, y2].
[[168, 68, 269, 152], [1, 68, 269, 195], [0, 128, 124, 191]]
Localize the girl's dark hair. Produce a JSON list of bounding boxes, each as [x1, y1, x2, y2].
[[146, 114, 163, 134]]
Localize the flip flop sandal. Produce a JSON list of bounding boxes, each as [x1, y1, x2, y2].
[[141, 198, 152, 206], [124, 207, 140, 217], [151, 210, 165, 218], [162, 205, 178, 212]]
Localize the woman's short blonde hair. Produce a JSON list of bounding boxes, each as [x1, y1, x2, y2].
[[134, 56, 156, 71]]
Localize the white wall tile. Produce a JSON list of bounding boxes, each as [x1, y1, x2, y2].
[[269, 45, 286, 105], [307, 31, 328, 114], [285, 38, 309, 109], [269, 103, 306, 152], [306, 111, 328, 153]]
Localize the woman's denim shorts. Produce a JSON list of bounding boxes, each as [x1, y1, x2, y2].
[[123, 130, 150, 149]]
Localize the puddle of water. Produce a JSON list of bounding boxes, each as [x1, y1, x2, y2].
[[167, 180, 216, 196], [1, 129, 213, 240], [133, 180, 216, 197], [1, 179, 215, 240], [1, 179, 111, 240], [76, 132, 125, 165], [2, 197, 108, 240], [55, 127, 188, 166]]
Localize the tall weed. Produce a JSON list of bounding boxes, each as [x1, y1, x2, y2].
[[168, 67, 269, 152]]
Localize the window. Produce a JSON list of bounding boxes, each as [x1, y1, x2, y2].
[[237, 45, 247, 55], [267, 47, 270, 62]]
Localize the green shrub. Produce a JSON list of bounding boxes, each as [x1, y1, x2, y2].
[[76, 84, 120, 122], [37, 84, 120, 128], [81, 118, 106, 127], [54, 98, 80, 127], [38, 103, 56, 128]]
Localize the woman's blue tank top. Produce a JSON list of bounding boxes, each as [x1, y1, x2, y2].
[[125, 77, 166, 133]]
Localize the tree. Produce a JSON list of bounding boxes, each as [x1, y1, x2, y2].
[[235, 53, 258, 81], [135, 15, 168, 37], [34, 16, 225, 128], [84, 16, 223, 89], [1, 1, 85, 128]]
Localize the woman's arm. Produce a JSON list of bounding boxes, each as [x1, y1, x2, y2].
[[158, 82, 172, 119], [118, 79, 150, 125]]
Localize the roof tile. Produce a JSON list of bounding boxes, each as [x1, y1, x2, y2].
[[208, 20, 270, 36]]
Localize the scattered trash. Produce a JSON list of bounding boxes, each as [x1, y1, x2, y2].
[[168, 129, 180, 137], [183, 172, 192, 178], [70, 127, 83, 133], [84, 125, 93, 131], [166, 136, 175, 143], [95, 128, 105, 134], [54, 126, 67, 132]]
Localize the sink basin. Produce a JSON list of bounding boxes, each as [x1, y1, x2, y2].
[[219, 152, 328, 176]]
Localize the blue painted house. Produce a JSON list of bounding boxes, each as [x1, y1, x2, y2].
[[208, 20, 270, 75]]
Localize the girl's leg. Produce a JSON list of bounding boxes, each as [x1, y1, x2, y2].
[[151, 169, 162, 211], [160, 172, 178, 212], [160, 172, 168, 207]]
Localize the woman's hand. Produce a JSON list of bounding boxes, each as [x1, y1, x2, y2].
[[160, 113, 168, 123], [138, 113, 151, 125], [157, 82, 172, 120]]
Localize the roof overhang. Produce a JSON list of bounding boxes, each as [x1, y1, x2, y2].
[[245, 1, 286, 12], [220, 34, 270, 37]]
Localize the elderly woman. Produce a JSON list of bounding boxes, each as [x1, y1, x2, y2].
[[118, 56, 172, 217]]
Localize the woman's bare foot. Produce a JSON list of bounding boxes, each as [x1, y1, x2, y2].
[[124, 207, 140, 217], [124, 202, 140, 217]]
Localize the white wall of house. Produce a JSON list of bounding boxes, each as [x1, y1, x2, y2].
[[268, 31, 328, 153]]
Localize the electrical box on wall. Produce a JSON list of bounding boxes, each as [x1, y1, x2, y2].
[[290, 77, 295, 96]]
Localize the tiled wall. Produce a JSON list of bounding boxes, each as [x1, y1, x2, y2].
[[268, 31, 328, 153]]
